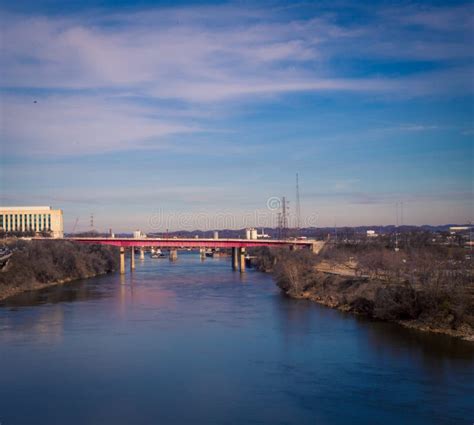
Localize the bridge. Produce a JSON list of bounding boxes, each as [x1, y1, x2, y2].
[[68, 237, 325, 274]]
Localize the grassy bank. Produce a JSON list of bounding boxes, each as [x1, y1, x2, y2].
[[0, 240, 119, 301], [251, 244, 474, 341]]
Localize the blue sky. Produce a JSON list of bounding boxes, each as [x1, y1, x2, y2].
[[0, 0, 472, 232]]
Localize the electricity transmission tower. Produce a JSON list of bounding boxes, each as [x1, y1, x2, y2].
[[295, 173, 301, 232], [280, 196, 290, 239]]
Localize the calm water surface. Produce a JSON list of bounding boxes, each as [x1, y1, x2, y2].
[[0, 253, 473, 425]]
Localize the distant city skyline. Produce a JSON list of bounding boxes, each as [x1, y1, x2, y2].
[[1, 0, 472, 232]]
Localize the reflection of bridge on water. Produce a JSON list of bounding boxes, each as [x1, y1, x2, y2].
[[67, 237, 326, 274]]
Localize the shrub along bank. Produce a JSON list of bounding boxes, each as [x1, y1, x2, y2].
[[251, 245, 474, 340], [0, 239, 119, 300]]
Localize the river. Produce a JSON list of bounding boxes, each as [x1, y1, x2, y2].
[[0, 252, 473, 425]]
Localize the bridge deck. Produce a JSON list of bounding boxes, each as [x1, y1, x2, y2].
[[65, 237, 316, 249]]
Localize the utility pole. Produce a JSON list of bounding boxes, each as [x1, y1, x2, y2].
[[395, 203, 399, 252], [90, 213, 94, 232], [400, 201, 404, 227]]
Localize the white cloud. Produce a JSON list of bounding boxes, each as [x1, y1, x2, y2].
[[2, 3, 472, 99], [0, 2, 472, 156], [1, 95, 198, 155]]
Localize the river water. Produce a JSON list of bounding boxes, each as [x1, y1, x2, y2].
[[0, 253, 473, 425]]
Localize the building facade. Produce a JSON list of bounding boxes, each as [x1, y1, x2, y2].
[[0, 206, 64, 238]]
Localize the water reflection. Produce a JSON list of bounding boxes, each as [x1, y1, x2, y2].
[[360, 317, 474, 363], [0, 304, 65, 345], [0, 253, 472, 425], [0, 278, 109, 308]]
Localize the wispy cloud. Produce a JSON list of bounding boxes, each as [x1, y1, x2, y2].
[[1, 2, 472, 156], [2, 3, 472, 98], [1, 95, 200, 155]]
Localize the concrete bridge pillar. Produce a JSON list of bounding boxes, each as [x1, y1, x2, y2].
[[200, 248, 206, 260], [232, 247, 238, 270], [310, 241, 325, 254], [119, 247, 125, 274], [130, 247, 135, 270], [238, 247, 246, 273], [170, 249, 178, 261], [140, 247, 145, 260]]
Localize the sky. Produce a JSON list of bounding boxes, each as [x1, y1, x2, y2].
[[0, 0, 473, 232]]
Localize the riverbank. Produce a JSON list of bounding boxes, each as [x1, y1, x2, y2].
[[0, 239, 119, 301], [289, 273, 474, 341], [251, 246, 474, 341]]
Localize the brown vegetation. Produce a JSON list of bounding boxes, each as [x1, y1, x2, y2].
[[251, 241, 474, 340], [0, 240, 119, 300]]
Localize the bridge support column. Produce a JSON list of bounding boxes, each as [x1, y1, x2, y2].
[[119, 247, 125, 274], [130, 247, 135, 270], [238, 247, 246, 273], [170, 249, 178, 261], [232, 247, 238, 270], [140, 248, 145, 260], [200, 248, 206, 260]]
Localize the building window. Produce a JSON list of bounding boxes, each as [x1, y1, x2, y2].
[[48, 214, 51, 230], [0, 214, 3, 230]]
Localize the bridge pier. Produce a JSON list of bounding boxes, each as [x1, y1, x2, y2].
[[200, 248, 206, 260], [238, 247, 246, 273], [170, 249, 178, 262], [130, 247, 135, 270], [140, 248, 145, 260], [231, 247, 238, 270], [119, 247, 125, 274]]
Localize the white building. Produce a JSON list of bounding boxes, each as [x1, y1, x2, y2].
[[133, 230, 146, 239], [245, 228, 258, 240], [0, 206, 64, 238], [449, 226, 471, 234]]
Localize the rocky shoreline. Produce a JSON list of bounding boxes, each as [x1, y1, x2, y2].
[[291, 286, 474, 342]]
